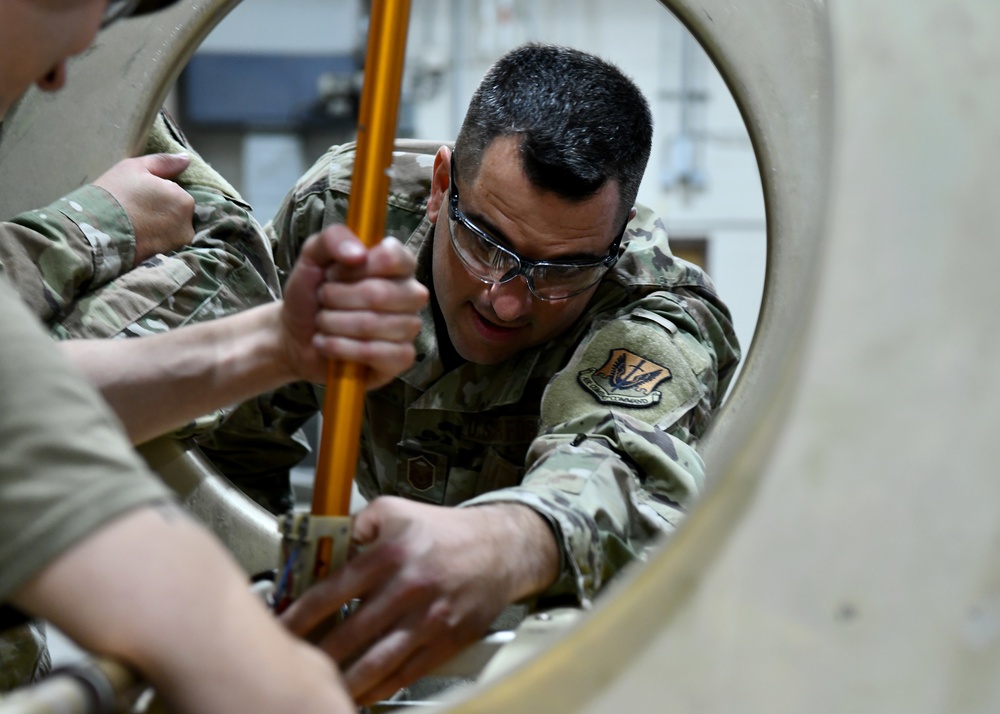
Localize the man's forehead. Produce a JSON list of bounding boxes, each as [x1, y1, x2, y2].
[[469, 135, 526, 183]]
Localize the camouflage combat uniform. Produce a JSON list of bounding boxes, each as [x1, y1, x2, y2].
[[0, 111, 281, 690], [251, 140, 741, 605]]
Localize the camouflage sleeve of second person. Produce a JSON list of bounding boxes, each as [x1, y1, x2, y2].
[[5, 112, 281, 440], [0, 110, 280, 337], [48, 112, 281, 348], [462, 210, 741, 608], [0, 180, 136, 324]]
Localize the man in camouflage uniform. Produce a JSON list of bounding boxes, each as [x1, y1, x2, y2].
[[1, 40, 738, 703], [261, 44, 740, 705]]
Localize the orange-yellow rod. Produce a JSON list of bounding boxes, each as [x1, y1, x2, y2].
[[312, 0, 412, 522]]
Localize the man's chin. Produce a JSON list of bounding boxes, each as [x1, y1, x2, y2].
[[451, 331, 512, 366], [455, 343, 508, 366]]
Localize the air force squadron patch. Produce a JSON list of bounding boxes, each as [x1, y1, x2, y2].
[[578, 349, 673, 407]]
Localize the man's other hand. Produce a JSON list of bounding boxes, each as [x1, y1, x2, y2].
[[93, 153, 196, 265]]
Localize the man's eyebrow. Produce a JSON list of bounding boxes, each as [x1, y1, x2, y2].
[[464, 208, 515, 250]]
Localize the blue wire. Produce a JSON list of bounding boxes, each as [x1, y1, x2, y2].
[[272, 544, 301, 610]]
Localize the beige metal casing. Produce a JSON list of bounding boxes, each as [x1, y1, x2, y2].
[[1, 0, 998, 712]]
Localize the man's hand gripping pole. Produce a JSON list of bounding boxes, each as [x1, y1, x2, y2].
[[272, 0, 412, 611]]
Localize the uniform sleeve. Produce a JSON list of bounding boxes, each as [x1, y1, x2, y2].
[[48, 183, 279, 344], [0, 107, 281, 340], [266, 143, 356, 279], [0, 185, 136, 324], [192, 382, 321, 514], [462, 291, 729, 606], [0, 278, 172, 603]]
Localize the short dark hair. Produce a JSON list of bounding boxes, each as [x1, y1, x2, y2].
[[455, 43, 653, 226]]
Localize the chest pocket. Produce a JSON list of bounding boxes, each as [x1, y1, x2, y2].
[[393, 414, 539, 506]]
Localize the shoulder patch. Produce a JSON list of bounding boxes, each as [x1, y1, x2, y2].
[[539, 311, 704, 431], [578, 349, 673, 408]]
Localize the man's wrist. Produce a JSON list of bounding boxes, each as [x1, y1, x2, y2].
[[474, 503, 560, 602]]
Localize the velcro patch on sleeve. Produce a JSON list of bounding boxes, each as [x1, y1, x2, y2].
[[578, 349, 672, 407], [541, 315, 703, 430]]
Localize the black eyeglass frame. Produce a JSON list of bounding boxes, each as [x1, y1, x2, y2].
[[447, 159, 626, 301]]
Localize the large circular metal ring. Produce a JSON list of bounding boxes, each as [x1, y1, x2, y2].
[[0, 0, 832, 710]]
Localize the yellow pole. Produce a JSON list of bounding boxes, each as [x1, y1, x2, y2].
[[311, 0, 412, 573]]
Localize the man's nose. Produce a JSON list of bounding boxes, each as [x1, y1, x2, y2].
[[488, 277, 533, 323]]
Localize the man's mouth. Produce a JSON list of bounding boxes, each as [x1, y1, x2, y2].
[[469, 306, 521, 339]]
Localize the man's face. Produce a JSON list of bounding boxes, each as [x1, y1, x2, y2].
[[426, 136, 623, 366], [0, 0, 107, 119]]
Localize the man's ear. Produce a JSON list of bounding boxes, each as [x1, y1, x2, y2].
[[426, 146, 452, 224]]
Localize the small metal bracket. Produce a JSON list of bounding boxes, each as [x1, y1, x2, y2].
[[271, 513, 352, 611]]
